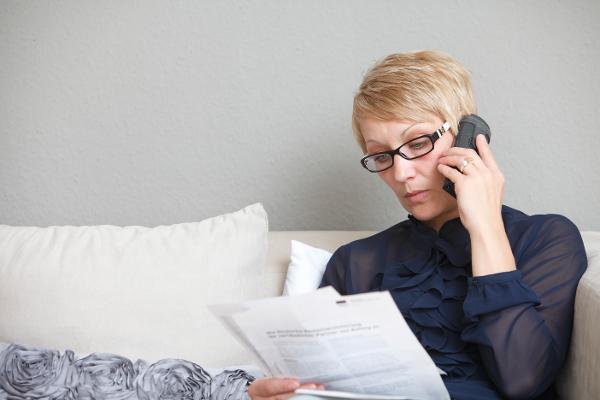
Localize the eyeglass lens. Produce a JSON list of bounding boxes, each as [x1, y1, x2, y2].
[[363, 136, 433, 172]]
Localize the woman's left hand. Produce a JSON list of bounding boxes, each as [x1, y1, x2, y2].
[[437, 134, 505, 235]]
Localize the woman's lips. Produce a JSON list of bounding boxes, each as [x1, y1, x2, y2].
[[405, 190, 428, 202]]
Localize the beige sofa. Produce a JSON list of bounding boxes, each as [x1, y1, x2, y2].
[[0, 207, 597, 399]]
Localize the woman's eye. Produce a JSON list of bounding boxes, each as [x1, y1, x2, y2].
[[374, 154, 391, 163], [408, 139, 427, 149]]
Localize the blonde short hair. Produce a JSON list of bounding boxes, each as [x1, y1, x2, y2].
[[352, 50, 477, 153]]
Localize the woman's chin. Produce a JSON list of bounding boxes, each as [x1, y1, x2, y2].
[[401, 202, 432, 219], [403, 203, 453, 224], [405, 204, 460, 232], [409, 209, 435, 222]]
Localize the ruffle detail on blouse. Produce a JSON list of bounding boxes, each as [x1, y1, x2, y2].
[[381, 247, 476, 379], [463, 270, 541, 321], [379, 214, 479, 379], [407, 215, 472, 267]]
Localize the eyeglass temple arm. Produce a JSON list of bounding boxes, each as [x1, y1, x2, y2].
[[435, 122, 451, 139]]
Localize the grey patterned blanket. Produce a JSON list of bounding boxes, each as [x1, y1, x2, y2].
[[0, 343, 255, 400]]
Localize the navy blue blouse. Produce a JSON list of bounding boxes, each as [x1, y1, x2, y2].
[[320, 205, 587, 400]]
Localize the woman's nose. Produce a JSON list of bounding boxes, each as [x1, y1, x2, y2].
[[391, 155, 416, 182]]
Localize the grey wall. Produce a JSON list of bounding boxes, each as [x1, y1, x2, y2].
[[1, 0, 599, 231]]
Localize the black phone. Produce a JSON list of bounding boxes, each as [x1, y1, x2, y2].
[[442, 114, 491, 198]]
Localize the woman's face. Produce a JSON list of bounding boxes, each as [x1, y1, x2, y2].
[[359, 115, 459, 232]]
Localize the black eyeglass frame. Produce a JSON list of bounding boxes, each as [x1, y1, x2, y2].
[[360, 122, 451, 173]]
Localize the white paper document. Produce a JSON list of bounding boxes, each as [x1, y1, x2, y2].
[[209, 287, 450, 400]]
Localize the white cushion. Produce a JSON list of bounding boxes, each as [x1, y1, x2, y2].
[[282, 240, 332, 296], [0, 203, 268, 367]]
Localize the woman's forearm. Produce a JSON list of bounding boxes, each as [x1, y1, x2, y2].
[[469, 220, 516, 277]]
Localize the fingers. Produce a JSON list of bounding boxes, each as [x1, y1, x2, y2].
[[474, 134, 501, 172], [248, 378, 300, 398], [438, 154, 481, 172], [299, 383, 326, 390], [247, 378, 325, 400], [442, 135, 499, 172], [441, 145, 479, 162], [438, 134, 505, 201], [437, 163, 464, 183]]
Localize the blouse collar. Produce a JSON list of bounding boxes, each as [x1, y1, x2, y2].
[[404, 213, 472, 267]]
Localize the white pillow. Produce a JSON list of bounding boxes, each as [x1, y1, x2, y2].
[[282, 240, 333, 296], [0, 203, 268, 368]]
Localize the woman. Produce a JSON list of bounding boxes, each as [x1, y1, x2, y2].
[[248, 51, 587, 400]]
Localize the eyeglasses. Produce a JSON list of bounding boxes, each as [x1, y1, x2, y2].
[[360, 122, 451, 173]]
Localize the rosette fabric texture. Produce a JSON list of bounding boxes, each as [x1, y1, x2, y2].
[[0, 344, 254, 400]]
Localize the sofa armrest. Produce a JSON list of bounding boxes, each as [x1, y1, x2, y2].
[[557, 231, 600, 399]]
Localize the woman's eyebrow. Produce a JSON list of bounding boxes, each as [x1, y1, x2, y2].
[[403, 122, 435, 135], [365, 122, 428, 145]]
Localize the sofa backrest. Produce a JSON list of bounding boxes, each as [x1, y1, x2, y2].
[[263, 231, 375, 298]]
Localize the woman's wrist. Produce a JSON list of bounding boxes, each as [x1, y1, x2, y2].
[[469, 221, 516, 277]]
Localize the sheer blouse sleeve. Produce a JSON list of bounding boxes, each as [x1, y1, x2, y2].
[[319, 245, 349, 294], [319, 233, 390, 295], [461, 215, 587, 399]]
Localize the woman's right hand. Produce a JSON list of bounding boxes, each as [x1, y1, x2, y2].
[[247, 377, 324, 400]]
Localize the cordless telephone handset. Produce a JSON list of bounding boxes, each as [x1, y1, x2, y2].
[[442, 114, 492, 198]]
